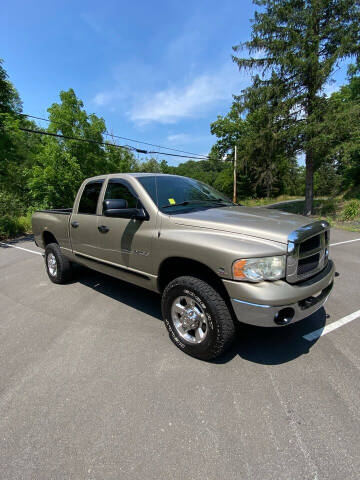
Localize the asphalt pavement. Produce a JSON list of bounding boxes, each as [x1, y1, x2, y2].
[[0, 229, 359, 480]]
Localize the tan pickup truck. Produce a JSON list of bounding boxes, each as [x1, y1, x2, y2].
[[32, 173, 335, 360]]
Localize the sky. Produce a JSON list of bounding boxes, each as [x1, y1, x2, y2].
[[1, 0, 351, 165]]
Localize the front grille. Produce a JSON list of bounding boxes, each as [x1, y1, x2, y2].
[[299, 235, 320, 255], [286, 221, 330, 283], [298, 253, 320, 275]]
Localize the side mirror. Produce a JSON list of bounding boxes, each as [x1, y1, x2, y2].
[[103, 199, 149, 220], [103, 199, 128, 215]]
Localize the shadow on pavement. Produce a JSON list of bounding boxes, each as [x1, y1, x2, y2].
[[216, 307, 327, 365], [0, 234, 35, 246], [74, 264, 327, 366], [75, 265, 162, 321]]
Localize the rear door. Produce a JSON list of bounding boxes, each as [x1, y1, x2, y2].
[[70, 179, 104, 258]]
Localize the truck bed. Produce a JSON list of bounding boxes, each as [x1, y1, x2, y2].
[[35, 208, 72, 215], [32, 209, 72, 251]]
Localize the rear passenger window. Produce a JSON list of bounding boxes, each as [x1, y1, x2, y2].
[[104, 180, 139, 209], [78, 181, 103, 214]]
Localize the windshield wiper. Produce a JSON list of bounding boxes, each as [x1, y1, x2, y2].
[[161, 199, 235, 209], [161, 201, 191, 209], [161, 200, 217, 209]]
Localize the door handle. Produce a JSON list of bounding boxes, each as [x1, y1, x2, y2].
[[98, 225, 109, 233], [71, 221, 79, 228]]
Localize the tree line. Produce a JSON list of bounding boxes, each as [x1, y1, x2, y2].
[[0, 0, 359, 235]]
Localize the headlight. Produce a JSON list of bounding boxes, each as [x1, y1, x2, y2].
[[232, 256, 286, 282]]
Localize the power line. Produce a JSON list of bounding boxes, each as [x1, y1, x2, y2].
[[15, 126, 211, 160], [20, 113, 210, 159], [18, 127, 133, 150]]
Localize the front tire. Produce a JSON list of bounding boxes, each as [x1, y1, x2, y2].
[[45, 243, 72, 284], [161, 276, 235, 360]]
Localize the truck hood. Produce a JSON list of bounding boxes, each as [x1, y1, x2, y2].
[[170, 205, 311, 244]]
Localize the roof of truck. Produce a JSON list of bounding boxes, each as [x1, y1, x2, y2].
[[85, 172, 183, 181]]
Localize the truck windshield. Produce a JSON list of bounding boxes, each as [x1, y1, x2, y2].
[[137, 175, 234, 213]]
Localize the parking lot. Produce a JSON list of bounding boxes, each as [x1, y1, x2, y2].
[[0, 229, 359, 480]]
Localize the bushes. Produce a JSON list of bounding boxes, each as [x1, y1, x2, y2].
[[316, 198, 338, 216], [0, 214, 32, 240], [341, 200, 360, 221], [0, 191, 24, 217]]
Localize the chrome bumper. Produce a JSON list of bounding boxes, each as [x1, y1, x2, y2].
[[231, 281, 333, 327], [225, 260, 335, 327]]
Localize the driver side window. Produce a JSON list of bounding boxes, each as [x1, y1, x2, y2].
[[104, 180, 139, 210]]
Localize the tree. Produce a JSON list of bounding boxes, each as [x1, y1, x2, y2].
[[210, 103, 255, 198], [237, 74, 298, 197], [27, 139, 83, 209], [211, 75, 298, 198], [0, 59, 22, 115], [47, 89, 107, 178], [0, 58, 22, 183], [233, 0, 360, 214], [0, 59, 43, 211], [104, 143, 138, 173], [319, 61, 360, 195], [210, 102, 246, 159], [137, 157, 163, 173]]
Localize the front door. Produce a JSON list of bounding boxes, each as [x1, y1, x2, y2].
[[97, 178, 155, 275]]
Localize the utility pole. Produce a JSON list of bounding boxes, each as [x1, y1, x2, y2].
[[233, 145, 237, 203]]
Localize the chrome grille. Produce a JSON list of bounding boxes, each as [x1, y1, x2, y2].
[[286, 221, 330, 284]]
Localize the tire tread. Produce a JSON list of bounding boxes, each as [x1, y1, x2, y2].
[[45, 243, 72, 284], [162, 275, 235, 360]]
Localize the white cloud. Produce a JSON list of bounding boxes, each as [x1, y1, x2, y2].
[[93, 91, 115, 107], [166, 133, 191, 143], [91, 60, 160, 109], [128, 64, 248, 125]]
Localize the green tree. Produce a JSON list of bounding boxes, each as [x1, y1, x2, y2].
[[233, 0, 360, 214], [313, 160, 341, 195], [0, 59, 43, 212], [211, 75, 298, 198], [47, 89, 107, 178], [210, 103, 255, 198], [0, 59, 22, 115], [0, 58, 22, 185], [27, 139, 83, 209], [210, 102, 246, 160], [318, 62, 360, 196], [104, 143, 138, 173], [237, 75, 298, 198], [28, 88, 140, 208], [138, 157, 163, 173]]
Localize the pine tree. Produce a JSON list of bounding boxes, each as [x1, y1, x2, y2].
[[233, 0, 360, 214]]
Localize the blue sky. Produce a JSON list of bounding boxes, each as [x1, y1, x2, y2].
[[1, 0, 351, 165]]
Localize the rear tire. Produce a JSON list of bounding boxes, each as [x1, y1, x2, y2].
[[161, 276, 235, 360], [45, 243, 72, 284]]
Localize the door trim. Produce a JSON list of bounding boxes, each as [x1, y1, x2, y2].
[[73, 251, 153, 280]]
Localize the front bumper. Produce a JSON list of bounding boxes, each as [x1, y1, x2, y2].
[[223, 260, 335, 327]]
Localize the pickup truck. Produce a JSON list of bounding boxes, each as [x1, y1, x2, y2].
[[32, 173, 335, 360]]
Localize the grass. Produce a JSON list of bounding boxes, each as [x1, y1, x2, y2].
[[241, 195, 304, 207]]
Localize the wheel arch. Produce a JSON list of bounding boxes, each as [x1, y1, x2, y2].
[[43, 231, 58, 246], [157, 256, 229, 300]]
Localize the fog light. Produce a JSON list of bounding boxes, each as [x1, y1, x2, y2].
[[274, 308, 295, 325]]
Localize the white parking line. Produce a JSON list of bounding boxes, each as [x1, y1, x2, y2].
[[330, 238, 360, 246], [0, 242, 42, 256], [303, 309, 360, 341]]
